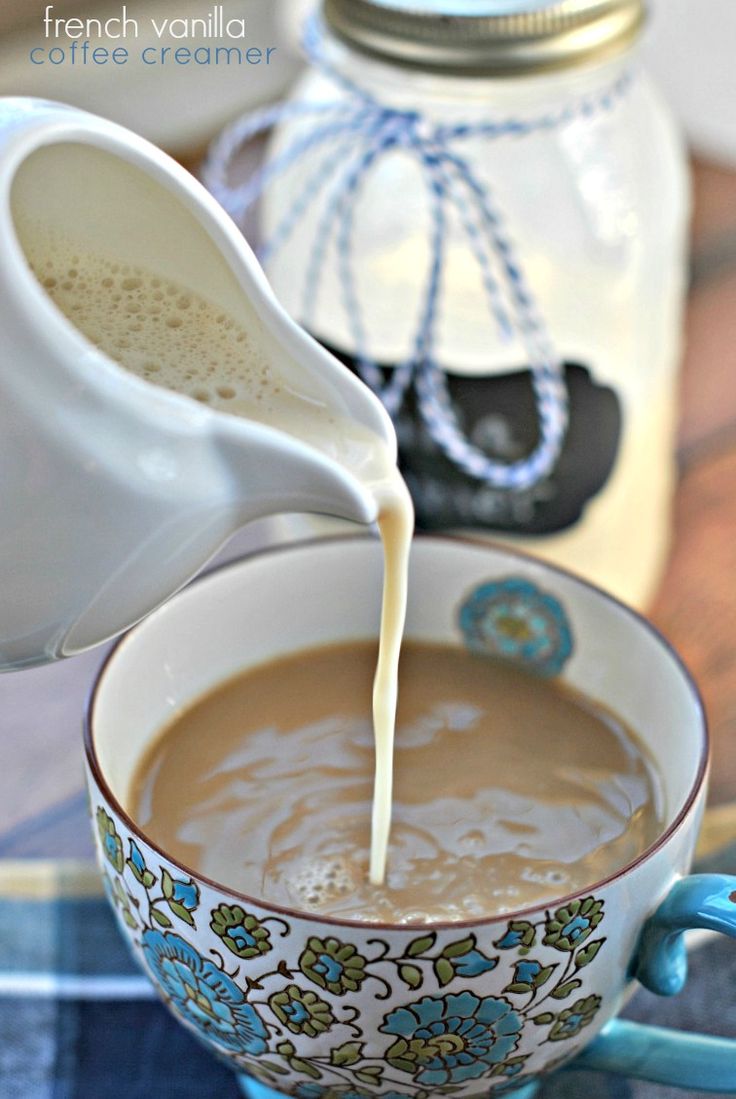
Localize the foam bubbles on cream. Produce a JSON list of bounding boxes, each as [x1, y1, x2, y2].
[[291, 857, 358, 910], [22, 229, 407, 491], [26, 238, 294, 416], [19, 229, 385, 475]]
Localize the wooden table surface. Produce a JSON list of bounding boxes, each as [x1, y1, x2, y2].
[[652, 158, 736, 808], [1, 158, 735, 859]]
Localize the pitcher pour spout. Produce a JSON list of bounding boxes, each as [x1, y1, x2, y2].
[[213, 412, 387, 529], [208, 275, 399, 530]]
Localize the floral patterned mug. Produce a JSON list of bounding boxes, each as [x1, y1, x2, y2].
[[84, 536, 736, 1098]]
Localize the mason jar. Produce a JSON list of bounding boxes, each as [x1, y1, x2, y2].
[[260, 0, 690, 609]]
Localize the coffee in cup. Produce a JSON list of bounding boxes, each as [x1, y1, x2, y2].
[[130, 638, 664, 923]]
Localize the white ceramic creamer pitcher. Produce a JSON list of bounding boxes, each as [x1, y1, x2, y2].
[[0, 97, 395, 671]]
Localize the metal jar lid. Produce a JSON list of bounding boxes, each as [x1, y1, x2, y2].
[[321, 0, 647, 76]]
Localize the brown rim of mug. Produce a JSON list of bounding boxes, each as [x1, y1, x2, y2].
[[83, 532, 709, 932]]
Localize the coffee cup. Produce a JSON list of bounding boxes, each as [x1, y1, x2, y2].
[[84, 536, 736, 1096]]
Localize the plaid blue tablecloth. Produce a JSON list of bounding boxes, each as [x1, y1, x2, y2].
[[1, 846, 735, 1099]]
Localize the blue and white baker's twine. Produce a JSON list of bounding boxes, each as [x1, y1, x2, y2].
[[205, 19, 632, 491]]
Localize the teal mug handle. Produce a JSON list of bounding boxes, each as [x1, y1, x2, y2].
[[573, 875, 736, 1091]]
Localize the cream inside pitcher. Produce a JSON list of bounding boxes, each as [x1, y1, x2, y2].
[[0, 97, 399, 670]]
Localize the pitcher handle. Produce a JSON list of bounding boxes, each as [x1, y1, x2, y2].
[[572, 875, 736, 1092]]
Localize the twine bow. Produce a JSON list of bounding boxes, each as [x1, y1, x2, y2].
[[205, 18, 631, 491]]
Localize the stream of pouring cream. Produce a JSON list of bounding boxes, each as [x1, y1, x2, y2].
[[371, 474, 414, 884], [17, 223, 415, 887]]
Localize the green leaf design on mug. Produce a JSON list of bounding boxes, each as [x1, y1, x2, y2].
[[406, 933, 437, 957], [534, 965, 556, 987], [258, 1061, 289, 1076], [277, 1038, 323, 1079], [399, 964, 423, 989], [433, 957, 455, 987], [355, 1066, 383, 1085], [330, 1041, 364, 1067], [441, 936, 475, 959], [574, 938, 604, 970], [290, 1059, 322, 1080], [551, 979, 583, 999], [110, 875, 138, 930], [168, 900, 195, 927]]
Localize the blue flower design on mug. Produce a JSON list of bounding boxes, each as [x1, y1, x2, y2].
[[458, 578, 573, 677], [548, 995, 602, 1041], [142, 930, 267, 1054], [514, 960, 543, 985], [125, 840, 156, 889], [494, 921, 536, 950], [161, 869, 200, 926], [210, 904, 273, 959], [269, 984, 335, 1037], [544, 898, 604, 952], [128, 840, 146, 877], [171, 879, 199, 909], [95, 807, 124, 873], [299, 937, 368, 995], [381, 992, 524, 1085], [450, 950, 498, 979]]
